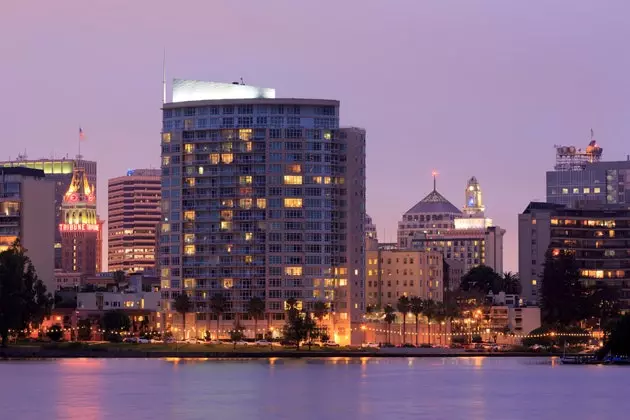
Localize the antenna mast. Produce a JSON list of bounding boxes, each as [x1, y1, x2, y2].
[[162, 48, 167, 104]]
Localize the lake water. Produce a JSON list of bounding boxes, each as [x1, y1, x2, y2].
[[0, 357, 627, 420]]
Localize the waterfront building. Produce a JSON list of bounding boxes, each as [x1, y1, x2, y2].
[[0, 167, 55, 291], [400, 177, 505, 274], [108, 169, 161, 273], [546, 136, 630, 207], [60, 167, 100, 275], [366, 239, 443, 308], [0, 157, 97, 269], [160, 80, 366, 344], [519, 201, 630, 308], [487, 292, 541, 337]]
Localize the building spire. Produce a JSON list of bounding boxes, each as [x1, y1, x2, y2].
[[432, 170, 438, 191], [162, 48, 167, 104]]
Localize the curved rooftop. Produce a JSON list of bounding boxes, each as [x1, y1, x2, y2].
[[404, 189, 462, 215]]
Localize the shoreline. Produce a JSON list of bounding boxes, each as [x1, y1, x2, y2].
[[0, 347, 566, 360]]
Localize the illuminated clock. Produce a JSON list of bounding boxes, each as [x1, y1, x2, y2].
[[68, 193, 79, 202], [87, 194, 95, 202]]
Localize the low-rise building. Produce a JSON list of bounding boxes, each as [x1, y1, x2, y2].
[[366, 239, 444, 308], [54, 269, 84, 291]]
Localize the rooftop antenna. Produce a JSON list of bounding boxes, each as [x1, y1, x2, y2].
[[162, 48, 167, 104], [432, 170, 438, 191]]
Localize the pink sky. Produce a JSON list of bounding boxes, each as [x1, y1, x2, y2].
[[3, 0, 630, 272]]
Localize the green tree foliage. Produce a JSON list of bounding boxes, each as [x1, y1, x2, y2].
[[383, 304, 396, 344], [396, 296, 411, 344], [230, 324, 245, 349], [282, 300, 316, 350], [0, 241, 53, 347], [602, 314, 630, 356], [46, 324, 64, 342], [409, 297, 424, 346], [173, 293, 192, 338], [101, 310, 131, 342], [210, 293, 228, 339], [77, 318, 92, 341], [247, 296, 266, 339], [423, 299, 438, 345], [500, 272, 522, 295], [541, 250, 586, 326]]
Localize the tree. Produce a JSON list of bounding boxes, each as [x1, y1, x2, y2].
[[409, 297, 424, 346], [282, 303, 316, 350], [210, 293, 228, 339], [47, 324, 64, 342], [383, 304, 396, 344], [540, 250, 584, 326], [173, 294, 192, 340], [396, 296, 411, 344], [423, 299, 437, 345], [230, 324, 245, 350], [101, 310, 131, 342], [246, 296, 265, 339], [460, 265, 502, 294], [77, 318, 93, 341], [0, 241, 53, 347], [602, 314, 630, 356], [501, 272, 522, 295]]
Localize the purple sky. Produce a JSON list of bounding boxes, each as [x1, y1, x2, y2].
[[4, 0, 630, 272]]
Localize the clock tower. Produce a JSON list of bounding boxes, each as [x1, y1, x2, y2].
[[463, 176, 485, 216], [60, 166, 100, 275]]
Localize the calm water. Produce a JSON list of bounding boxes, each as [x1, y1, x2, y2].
[[0, 357, 627, 420]]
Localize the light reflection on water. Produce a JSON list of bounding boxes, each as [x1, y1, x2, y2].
[[0, 357, 627, 420]]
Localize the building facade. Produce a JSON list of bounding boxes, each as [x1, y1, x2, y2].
[[60, 167, 100, 275], [366, 239, 444, 308], [108, 169, 161, 273], [159, 80, 366, 345], [0, 167, 55, 291], [0, 158, 97, 269]]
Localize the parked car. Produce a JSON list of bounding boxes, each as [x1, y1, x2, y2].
[[361, 342, 380, 349], [137, 338, 150, 344], [255, 340, 272, 346], [207, 339, 222, 345], [233, 340, 248, 346], [324, 341, 340, 347]]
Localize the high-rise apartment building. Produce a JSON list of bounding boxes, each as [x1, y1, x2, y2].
[[547, 138, 630, 207], [0, 158, 97, 269], [0, 167, 55, 291], [60, 167, 100, 275], [160, 80, 366, 344], [108, 169, 161, 273]]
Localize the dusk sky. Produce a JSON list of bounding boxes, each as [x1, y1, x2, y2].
[[4, 0, 630, 271]]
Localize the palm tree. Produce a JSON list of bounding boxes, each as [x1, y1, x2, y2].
[[210, 293, 228, 339], [501, 272, 522, 295], [383, 304, 396, 344], [409, 296, 424, 346], [423, 299, 437, 345], [396, 296, 411, 344], [246, 296, 265, 339], [433, 302, 447, 346], [173, 294, 192, 340]]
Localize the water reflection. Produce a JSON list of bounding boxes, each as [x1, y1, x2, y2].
[[56, 359, 104, 420]]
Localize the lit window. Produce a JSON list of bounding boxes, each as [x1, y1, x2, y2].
[[572, 188, 579, 194], [223, 279, 233, 289], [239, 129, 252, 140], [313, 176, 322, 184], [162, 156, 170, 166], [244, 255, 253, 263], [220, 210, 233, 220], [221, 153, 233, 164], [210, 154, 220, 164], [245, 232, 253, 241], [285, 266, 303, 276], [184, 245, 195, 256], [324, 131, 332, 140], [184, 234, 194, 243], [240, 176, 252, 185], [287, 164, 301, 173], [185, 178, 195, 187], [220, 221, 232, 230], [184, 143, 194, 154], [584, 187, 590, 194], [257, 198, 267, 209], [184, 278, 195, 289], [239, 199, 253, 209], [162, 133, 171, 143], [161, 223, 170, 233], [324, 177, 331, 184], [284, 175, 303, 185], [594, 187, 601, 193], [338, 279, 347, 286], [184, 211, 195, 221], [561, 188, 568, 194], [284, 198, 303, 208], [198, 166, 204, 175]]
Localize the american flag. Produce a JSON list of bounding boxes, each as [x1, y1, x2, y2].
[[79, 127, 85, 140]]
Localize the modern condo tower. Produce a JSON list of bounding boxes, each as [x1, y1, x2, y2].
[[160, 80, 366, 345]]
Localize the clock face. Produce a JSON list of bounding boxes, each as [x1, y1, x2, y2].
[[87, 194, 95, 203], [68, 193, 79, 202]]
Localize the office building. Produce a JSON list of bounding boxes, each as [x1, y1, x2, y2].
[[519, 201, 630, 308], [0, 167, 55, 291], [366, 239, 443, 308], [60, 167, 100, 275], [160, 80, 366, 344], [365, 214, 377, 240], [547, 138, 630, 207], [0, 158, 97, 269], [108, 169, 161, 273], [400, 176, 505, 274]]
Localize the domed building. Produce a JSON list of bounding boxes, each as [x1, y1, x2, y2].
[[397, 185, 462, 248]]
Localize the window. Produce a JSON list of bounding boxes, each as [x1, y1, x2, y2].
[[572, 187, 579, 194], [532, 279, 537, 286], [584, 187, 590, 194], [284, 198, 303, 208], [285, 267, 303, 276], [284, 175, 302, 185], [562, 188, 569, 194], [594, 187, 601, 193]]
